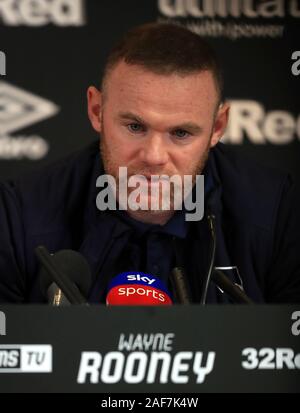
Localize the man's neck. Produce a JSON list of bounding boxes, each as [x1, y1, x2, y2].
[[126, 209, 175, 226]]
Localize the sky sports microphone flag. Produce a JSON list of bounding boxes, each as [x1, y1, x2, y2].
[[106, 272, 172, 306]]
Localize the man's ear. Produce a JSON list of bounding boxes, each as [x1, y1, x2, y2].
[[210, 102, 230, 148], [87, 86, 102, 133]]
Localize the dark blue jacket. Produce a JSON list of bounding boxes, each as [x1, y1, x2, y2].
[[0, 141, 299, 303]]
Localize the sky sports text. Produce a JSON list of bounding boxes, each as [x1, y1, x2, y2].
[[0, 51, 5, 75], [114, 275, 166, 304], [112, 286, 167, 304], [106, 272, 173, 305], [96, 167, 204, 222]]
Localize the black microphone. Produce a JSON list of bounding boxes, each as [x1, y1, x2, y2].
[[170, 237, 191, 304], [36, 246, 91, 305], [46, 282, 71, 306], [170, 267, 191, 304], [212, 269, 254, 304], [200, 213, 216, 305], [204, 211, 254, 304]]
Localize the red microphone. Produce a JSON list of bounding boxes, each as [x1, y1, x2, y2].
[[106, 272, 172, 306]]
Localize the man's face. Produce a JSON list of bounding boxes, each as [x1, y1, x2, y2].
[[88, 61, 229, 224]]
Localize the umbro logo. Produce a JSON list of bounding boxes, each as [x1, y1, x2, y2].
[[0, 81, 59, 135], [0, 81, 59, 160]]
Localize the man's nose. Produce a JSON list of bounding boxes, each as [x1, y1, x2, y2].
[[139, 134, 169, 166]]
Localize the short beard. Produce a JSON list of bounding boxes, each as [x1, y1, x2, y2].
[[99, 116, 211, 222]]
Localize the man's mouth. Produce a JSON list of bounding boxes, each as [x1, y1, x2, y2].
[[142, 175, 170, 181], [142, 176, 171, 188]]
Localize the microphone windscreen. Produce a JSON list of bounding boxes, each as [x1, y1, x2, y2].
[[39, 249, 91, 298], [106, 271, 172, 306], [46, 283, 71, 306]]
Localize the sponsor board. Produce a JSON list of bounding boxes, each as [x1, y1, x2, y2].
[[0, 344, 52, 372], [77, 333, 216, 384], [157, 0, 300, 39], [0, 0, 85, 26], [223, 100, 300, 144]]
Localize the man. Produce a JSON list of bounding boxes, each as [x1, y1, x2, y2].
[[0, 23, 299, 303]]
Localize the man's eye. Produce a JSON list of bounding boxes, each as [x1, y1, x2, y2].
[[128, 123, 144, 133], [172, 129, 190, 139]]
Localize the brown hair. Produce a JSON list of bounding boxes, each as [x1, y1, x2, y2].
[[102, 22, 223, 104]]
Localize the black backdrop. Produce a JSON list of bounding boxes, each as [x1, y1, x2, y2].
[[0, 0, 299, 183]]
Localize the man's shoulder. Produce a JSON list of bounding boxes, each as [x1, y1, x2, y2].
[[3, 140, 99, 194], [213, 142, 288, 183], [24, 140, 98, 185], [211, 143, 292, 229], [0, 141, 100, 233]]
